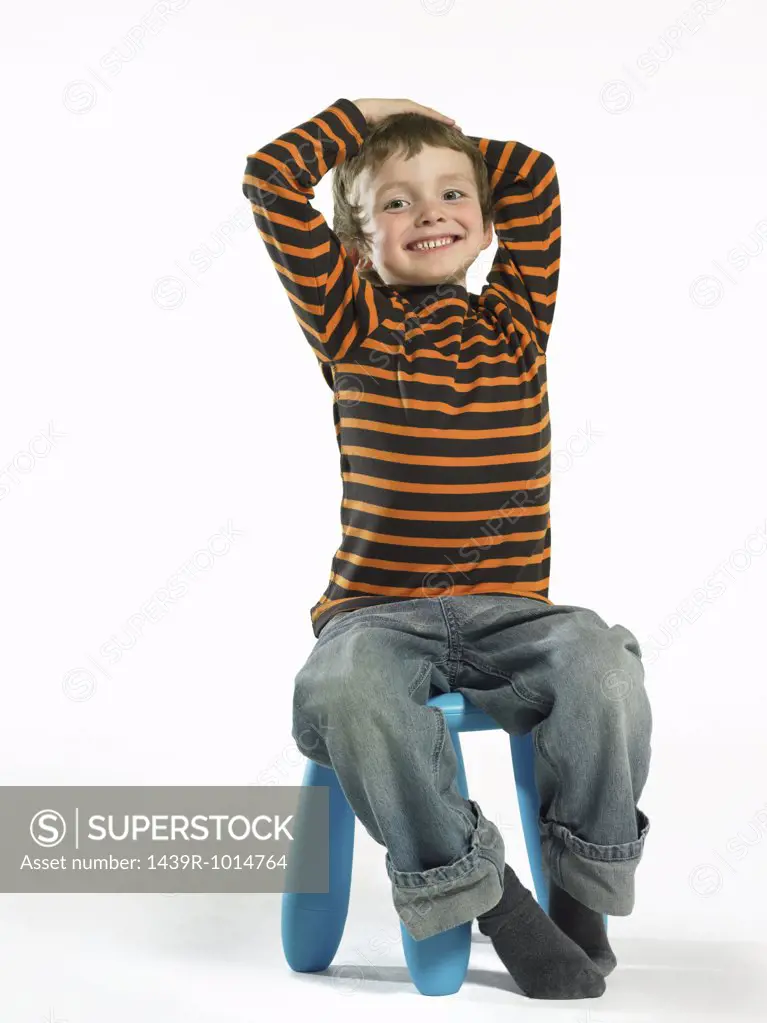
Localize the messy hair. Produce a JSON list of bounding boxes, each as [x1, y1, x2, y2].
[[331, 112, 493, 287]]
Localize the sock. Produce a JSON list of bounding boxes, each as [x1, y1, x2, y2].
[[477, 863, 606, 1000], [548, 879, 617, 977]]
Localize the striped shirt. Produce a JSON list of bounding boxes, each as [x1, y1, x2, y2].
[[242, 97, 561, 637]]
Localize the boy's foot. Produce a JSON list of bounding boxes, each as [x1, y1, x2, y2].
[[477, 863, 606, 1000], [548, 880, 618, 977]]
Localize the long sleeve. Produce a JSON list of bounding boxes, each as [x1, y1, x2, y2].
[[242, 98, 382, 369], [467, 135, 561, 351]]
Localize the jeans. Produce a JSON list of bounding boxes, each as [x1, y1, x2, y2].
[[291, 594, 652, 941]]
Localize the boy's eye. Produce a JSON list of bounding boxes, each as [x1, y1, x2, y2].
[[384, 190, 464, 211]]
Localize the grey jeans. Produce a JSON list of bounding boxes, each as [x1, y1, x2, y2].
[[291, 594, 652, 941]]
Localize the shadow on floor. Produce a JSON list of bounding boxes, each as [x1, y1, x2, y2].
[[292, 937, 767, 1013]]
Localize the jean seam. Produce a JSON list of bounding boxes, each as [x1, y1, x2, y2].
[[454, 653, 563, 825], [407, 657, 433, 699], [450, 651, 557, 828], [388, 839, 501, 889], [292, 710, 330, 766], [532, 720, 565, 823], [293, 710, 314, 753], [431, 708, 476, 843], [454, 794, 477, 839], [461, 653, 552, 710], [478, 850, 504, 889], [437, 597, 462, 684], [426, 655, 475, 839], [389, 849, 504, 890], [542, 809, 650, 862], [554, 840, 565, 887]]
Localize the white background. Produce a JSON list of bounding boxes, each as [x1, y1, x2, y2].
[[1, 0, 765, 1019]]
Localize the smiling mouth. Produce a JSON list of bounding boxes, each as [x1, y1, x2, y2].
[[405, 235, 462, 253]]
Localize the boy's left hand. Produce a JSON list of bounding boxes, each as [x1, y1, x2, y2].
[[353, 97, 461, 131]]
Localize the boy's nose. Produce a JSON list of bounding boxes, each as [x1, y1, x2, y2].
[[417, 211, 449, 224]]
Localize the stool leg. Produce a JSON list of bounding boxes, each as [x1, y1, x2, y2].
[[400, 727, 471, 996], [509, 732, 608, 932], [281, 759, 355, 973]]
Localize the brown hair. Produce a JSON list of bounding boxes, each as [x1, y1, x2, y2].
[[331, 112, 493, 287]]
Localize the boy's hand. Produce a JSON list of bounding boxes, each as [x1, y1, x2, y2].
[[352, 97, 461, 131]]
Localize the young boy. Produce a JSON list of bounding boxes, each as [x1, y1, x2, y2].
[[242, 97, 652, 1000]]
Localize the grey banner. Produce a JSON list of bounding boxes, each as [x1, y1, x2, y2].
[[0, 786, 328, 893]]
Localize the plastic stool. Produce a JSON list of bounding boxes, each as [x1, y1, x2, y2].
[[282, 691, 607, 995]]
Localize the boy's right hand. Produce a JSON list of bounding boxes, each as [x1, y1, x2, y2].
[[352, 97, 461, 131]]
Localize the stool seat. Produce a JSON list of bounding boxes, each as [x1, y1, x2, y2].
[[282, 691, 606, 996]]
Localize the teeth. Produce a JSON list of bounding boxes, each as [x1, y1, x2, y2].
[[409, 235, 457, 251]]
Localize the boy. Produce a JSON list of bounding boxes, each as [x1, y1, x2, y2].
[[242, 97, 652, 1000]]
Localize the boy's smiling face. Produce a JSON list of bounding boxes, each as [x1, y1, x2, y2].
[[351, 144, 493, 289]]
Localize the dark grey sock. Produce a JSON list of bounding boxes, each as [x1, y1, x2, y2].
[[548, 879, 617, 977], [477, 864, 606, 1000]]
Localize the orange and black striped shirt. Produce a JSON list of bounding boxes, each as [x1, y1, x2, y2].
[[242, 97, 561, 637]]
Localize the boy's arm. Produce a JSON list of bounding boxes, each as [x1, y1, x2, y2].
[[467, 135, 561, 352], [241, 98, 380, 368]]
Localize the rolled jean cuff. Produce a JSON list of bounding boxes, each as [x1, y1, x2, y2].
[[385, 799, 506, 941], [539, 807, 651, 916]]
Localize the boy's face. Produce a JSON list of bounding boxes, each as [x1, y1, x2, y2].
[[351, 144, 493, 289]]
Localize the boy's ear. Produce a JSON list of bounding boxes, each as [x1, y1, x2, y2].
[[346, 242, 372, 272]]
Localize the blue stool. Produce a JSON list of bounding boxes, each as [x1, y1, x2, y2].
[[282, 691, 607, 995]]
